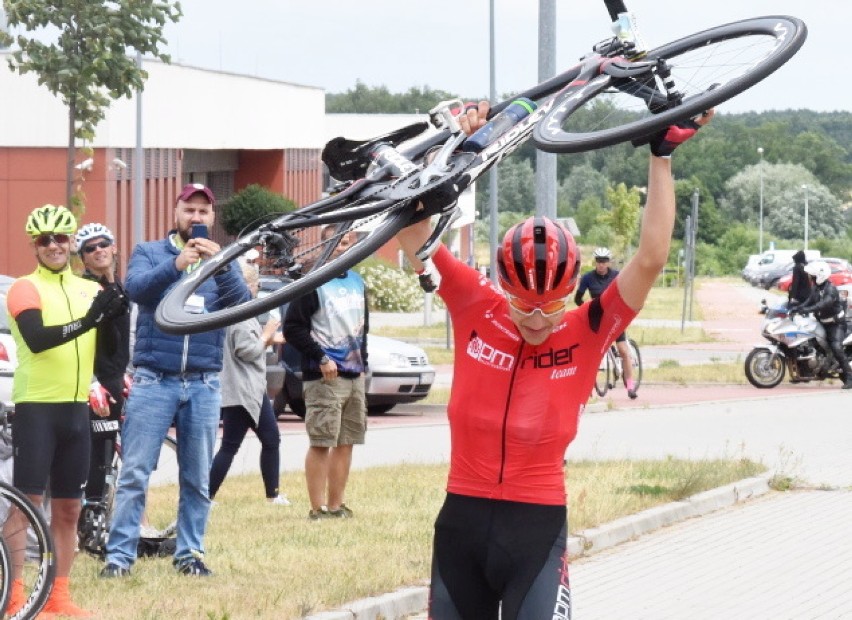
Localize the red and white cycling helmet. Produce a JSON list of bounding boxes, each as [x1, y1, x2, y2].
[[497, 216, 581, 303]]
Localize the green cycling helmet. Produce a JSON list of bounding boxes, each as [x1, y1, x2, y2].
[[25, 204, 78, 236]]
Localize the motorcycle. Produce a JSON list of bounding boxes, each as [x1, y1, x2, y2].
[[745, 299, 852, 388]]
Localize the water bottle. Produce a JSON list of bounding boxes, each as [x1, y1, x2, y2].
[[461, 97, 537, 153]]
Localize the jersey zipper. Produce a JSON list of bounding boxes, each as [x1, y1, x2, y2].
[[59, 274, 82, 400], [181, 335, 190, 373], [498, 340, 525, 485]]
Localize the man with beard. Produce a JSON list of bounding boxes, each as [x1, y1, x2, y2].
[[101, 184, 250, 578]]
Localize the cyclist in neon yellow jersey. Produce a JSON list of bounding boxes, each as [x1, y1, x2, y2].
[[4, 204, 128, 618]]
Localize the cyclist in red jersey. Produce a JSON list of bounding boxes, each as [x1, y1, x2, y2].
[[396, 104, 715, 620]]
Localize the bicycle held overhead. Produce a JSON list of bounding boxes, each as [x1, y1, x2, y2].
[[153, 0, 806, 336]]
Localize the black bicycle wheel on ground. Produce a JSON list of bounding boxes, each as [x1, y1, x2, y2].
[[627, 338, 643, 391], [594, 350, 612, 397], [78, 434, 179, 558], [534, 16, 806, 153], [155, 198, 413, 335], [0, 480, 56, 619]]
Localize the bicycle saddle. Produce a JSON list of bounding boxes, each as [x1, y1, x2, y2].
[[321, 122, 429, 182]]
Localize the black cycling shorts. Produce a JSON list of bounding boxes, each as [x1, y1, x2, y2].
[[429, 493, 572, 620], [13, 401, 91, 498]]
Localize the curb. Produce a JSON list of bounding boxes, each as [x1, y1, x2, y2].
[[303, 475, 771, 620]]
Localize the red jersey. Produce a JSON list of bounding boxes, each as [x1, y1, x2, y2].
[[434, 245, 637, 506]]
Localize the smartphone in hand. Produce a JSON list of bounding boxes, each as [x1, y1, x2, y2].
[[191, 224, 209, 239]]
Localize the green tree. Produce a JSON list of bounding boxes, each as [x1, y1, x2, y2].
[[557, 164, 608, 217], [326, 80, 464, 114], [475, 156, 535, 215], [673, 177, 724, 244], [219, 184, 297, 237], [599, 183, 641, 258], [721, 162, 844, 240], [573, 195, 606, 241], [0, 0, 182, 211]]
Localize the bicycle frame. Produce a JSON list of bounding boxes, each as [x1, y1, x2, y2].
[[155, 1, 805, 335]]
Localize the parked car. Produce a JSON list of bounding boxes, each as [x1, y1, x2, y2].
[[755, 260, 795, 290], [268, 335, 435, 417], [257, 277, 435, 417], [744, 249, 821, 287], [776, 258, 852, 292], [0, 276, 17, 410]]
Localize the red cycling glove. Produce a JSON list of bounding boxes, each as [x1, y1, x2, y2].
[[648, 118, 702, 158]]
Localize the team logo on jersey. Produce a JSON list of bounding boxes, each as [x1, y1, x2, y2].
[[484, 310, 521, 342], [466, 330, 514, 371], [600, 312, 626, 355]]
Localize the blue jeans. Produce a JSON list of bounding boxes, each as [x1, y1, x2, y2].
[[105, 368, 221, 568]]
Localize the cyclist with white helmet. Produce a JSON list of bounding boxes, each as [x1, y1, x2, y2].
[[396, 104, 713, 619], [574, 246, 638, 398], [4, 205, 129, 617], [791, 260, 852, 389], [75, 223, 134, 535]]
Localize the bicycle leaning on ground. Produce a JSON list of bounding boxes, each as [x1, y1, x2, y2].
[[0, 405, 56, 619], [152, 0, 807, 336], [77, 416, 179, 559], [594, 337, 643, 398]]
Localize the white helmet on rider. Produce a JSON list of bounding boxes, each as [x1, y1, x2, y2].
[[804, 260, 831, 285], [593, 247, 612, 261], [75, 223, 115, 252]]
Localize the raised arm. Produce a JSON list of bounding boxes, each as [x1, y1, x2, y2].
[[396, 100, 490, 268], [617, 111, 715, 311]]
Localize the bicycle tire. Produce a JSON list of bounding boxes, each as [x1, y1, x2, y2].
[[534, 15, 806, 153], [627, 338, 642, 391], [0, 535, 11, 616], [594, 350, 612, 397], [155, 198, 414, 335], [0, 481, 55, 619], [79, 433, 179, 557]]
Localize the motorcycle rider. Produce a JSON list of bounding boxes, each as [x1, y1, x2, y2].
[[790, 260, 852, 389]]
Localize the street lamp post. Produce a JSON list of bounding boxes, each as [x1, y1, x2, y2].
[[801, 184, 809, 250], [757, 147, 764, 253]]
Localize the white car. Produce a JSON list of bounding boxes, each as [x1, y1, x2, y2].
[[0, 276, 17, 410], [271, 335, 436, 416]]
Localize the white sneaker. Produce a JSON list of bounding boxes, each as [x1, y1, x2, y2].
[[269, 494, 291, 506]]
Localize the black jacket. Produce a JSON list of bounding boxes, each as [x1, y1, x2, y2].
[[788, 263, 812, 304], [799, 280, 845, 323]]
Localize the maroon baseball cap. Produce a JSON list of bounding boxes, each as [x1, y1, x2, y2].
[[177, 183, 215, 205]]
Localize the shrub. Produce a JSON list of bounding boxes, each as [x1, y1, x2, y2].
[[355, 258, 441, 312], [219, 184, 297, 236]]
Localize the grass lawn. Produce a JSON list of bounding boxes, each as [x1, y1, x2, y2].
[[72, 458, 764, 619]]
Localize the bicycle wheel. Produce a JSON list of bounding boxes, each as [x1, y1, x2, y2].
[[594, 351, 612, 397], [534, 16, 806, 153], [0, 481, 55, 619], [0, 535, 11, 616], [155, 197, 415, 335], [80, 433, 179, 557], [627, 338, 643, 391]]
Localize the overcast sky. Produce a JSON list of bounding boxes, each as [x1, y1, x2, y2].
[[156, 0, 847, 114]]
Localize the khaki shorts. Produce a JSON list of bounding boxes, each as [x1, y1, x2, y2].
[[303, 376, 367, 447]]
